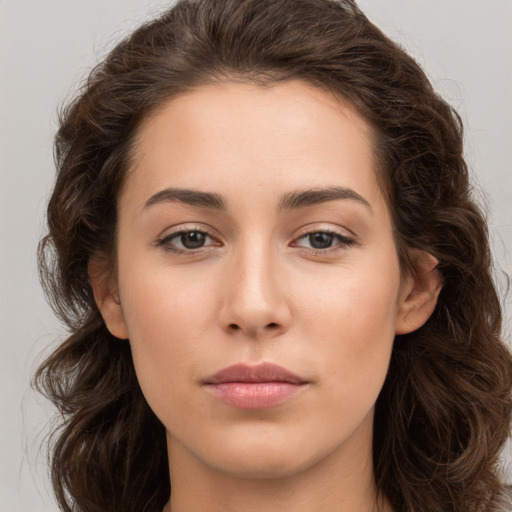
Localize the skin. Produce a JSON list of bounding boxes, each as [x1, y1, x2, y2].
[[92, 80, 441, 512]]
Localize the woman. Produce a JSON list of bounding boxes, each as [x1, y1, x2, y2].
[[35, 0, 512, 511]]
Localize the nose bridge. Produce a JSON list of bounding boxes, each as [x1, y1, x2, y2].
[[220, 233, 290, 337]]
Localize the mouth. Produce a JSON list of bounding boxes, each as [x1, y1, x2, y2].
[[202, 362, 309, 409]]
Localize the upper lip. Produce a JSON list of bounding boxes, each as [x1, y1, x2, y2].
[[203, 363, 306, 385]]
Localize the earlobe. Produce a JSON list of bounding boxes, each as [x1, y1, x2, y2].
[[395, 250, 443, 335], [88, 259, 129, 340]]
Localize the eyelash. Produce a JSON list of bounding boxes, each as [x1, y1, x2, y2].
[[156, 228, 356, 256], [157, 228, 218, 255], [293, 229, 356, 256]]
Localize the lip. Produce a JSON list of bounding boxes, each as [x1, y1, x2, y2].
[[203, 363, 308, 409]]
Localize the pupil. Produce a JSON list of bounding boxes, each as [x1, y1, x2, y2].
[[309, 232, 334, 249], [181, 231, 205, 249]]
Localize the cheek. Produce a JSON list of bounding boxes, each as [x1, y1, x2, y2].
[[121, 258, 218, 340], [297, 262, 400, 412], [118, 267, 218, 412], [299, 257, 401, 344]]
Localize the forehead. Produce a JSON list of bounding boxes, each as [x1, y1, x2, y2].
[[124, 80, 385, 214]]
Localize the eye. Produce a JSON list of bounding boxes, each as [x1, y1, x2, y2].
[[158, 229, 217, 253], [294, 230, 355, 251]]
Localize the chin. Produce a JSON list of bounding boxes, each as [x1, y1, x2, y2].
[[195, 426, 339, 480]]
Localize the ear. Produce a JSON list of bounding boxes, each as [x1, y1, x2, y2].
[[88, 258, 129, 340], [395, 249, 443, 335]]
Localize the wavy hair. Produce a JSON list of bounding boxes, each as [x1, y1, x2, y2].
[[35, 0, 512, 510]]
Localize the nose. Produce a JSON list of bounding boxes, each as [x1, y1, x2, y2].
[[218, 243, 292, 339]]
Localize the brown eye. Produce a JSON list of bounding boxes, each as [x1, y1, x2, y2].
[[294, 230, 355, 252], [159, 229, 217, 253], [308, 232, 335, 249], [180, 231, 207, 249]]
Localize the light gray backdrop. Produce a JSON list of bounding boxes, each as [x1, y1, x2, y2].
[[1, 1, 511, 510]]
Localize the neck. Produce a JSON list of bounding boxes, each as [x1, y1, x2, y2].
[[164, 479, 391, 512], [163, 417, 393, 512]]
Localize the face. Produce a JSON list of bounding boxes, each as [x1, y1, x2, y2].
[[95, 80, 436, 481]]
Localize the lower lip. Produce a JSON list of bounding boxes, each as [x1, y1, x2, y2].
[[204, 382, 306, 409]]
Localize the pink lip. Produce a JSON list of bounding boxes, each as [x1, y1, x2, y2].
[[203, 363, 308, 409]]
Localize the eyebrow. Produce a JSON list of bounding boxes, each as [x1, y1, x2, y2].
[[142, 185, 372, 212], [144, 188, 227, 210], [278, 186, 372, 212]]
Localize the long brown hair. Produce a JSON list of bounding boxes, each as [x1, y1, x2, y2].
[[35, 1, 512, 510]]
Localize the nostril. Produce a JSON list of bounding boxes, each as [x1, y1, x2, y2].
[[228, 323, 240, 331], [267, 322, 279, 329]]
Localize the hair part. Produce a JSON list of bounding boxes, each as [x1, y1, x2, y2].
[[35, 1, 512, 511]]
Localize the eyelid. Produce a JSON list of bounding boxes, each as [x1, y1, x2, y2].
[[156, 223, 222, 253], [157, 222, 221, 241], [154, 222, 357, 255], [292, 222, 357, 241], [290, 224, 358, 253]]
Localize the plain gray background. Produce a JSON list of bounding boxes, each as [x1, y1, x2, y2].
[[1, 1, 511, 510]]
